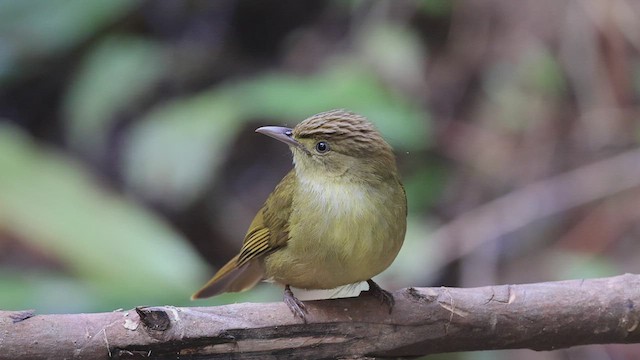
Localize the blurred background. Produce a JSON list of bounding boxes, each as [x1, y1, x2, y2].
[[1, 0, 639, 359]]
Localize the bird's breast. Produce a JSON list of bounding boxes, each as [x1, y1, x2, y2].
[[264, 176, 406, 289]]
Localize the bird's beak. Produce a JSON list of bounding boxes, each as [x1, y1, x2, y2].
[[255, 126, 301, 148]]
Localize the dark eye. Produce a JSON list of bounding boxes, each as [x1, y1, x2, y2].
[[315, 141, 330, 153]]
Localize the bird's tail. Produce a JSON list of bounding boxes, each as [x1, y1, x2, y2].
[[191, 255, 263, 299]]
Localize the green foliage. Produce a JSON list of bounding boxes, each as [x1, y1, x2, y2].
[[550, 251, 618, 280], [482, 47, 566, 132], [64, 36, 167, 159], [122, 90, 243, 210], [417, 0, 454, 17], [0, 0, 139, 80], [0, 124, 206, 311], [357, 23, 427, 94], [403, 163, 448, 213]]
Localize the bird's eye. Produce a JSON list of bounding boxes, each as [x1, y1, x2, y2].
[[315, 141, 330, 153]]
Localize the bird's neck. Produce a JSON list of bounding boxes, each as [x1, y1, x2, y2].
[[293, 168, 397, 218]]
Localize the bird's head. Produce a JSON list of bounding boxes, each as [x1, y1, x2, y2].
[[256, 110, 398, 184]]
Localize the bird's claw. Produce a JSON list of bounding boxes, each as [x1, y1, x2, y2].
[[365, 279, 395, 314], [284, 285, 308, 322]]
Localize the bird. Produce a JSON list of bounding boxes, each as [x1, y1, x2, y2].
[[192, 109, 407, 321]]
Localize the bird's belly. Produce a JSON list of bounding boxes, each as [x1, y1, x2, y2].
[[264, 229, 399, 289], [263, 183, 405, 289]]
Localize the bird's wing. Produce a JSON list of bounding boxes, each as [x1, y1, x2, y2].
[[191, 170, 296, 299], [237, 170, 296, 266]]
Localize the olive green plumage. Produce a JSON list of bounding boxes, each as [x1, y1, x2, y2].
[[192, 109, 407, 319]]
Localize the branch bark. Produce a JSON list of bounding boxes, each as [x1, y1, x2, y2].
[[2, 274, 639, 359]]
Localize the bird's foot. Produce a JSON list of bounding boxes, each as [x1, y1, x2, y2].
[[284, 285, 308, 322], [365, 279, 395, 314]]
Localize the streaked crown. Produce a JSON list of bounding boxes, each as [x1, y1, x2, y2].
[[292, 109, 393, 159]]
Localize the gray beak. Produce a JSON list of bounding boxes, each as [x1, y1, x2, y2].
[[255, 126, 301, 148]]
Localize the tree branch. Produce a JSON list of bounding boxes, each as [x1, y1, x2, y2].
[[2, 274, 639, 359]]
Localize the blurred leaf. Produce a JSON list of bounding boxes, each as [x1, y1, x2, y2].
[[520, 49, 565, 96], [417, 0, 454, 17], [482, 47, 563, 132], [0, 272, 94, 313], [633, 60, 640, 115], [358, 23, 426, 91], [122, 89, 244, 210], [403, 163, 449, 213], [0, 0, 139, 80], [0, 124, 206, 311], [550, 251, 619, 280], [64, 36, 167, 160]]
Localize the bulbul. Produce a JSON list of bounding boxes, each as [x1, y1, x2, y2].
[[192, 109, 407, 321]]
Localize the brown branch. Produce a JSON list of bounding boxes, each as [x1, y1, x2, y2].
[[2, 274, 639, 359]]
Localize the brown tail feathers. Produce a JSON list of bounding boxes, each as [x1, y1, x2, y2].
[[191, 256, 263, 299]]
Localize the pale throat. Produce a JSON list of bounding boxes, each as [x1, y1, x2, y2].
[[291, 167, 394, 247], [296, 174, 371, 217]]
